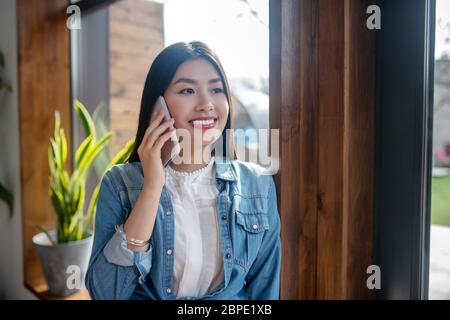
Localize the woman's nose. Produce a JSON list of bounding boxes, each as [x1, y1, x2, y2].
[[196, 93, 214, 111]]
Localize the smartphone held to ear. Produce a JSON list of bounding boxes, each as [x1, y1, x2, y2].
[[151, 96, 181, 167]]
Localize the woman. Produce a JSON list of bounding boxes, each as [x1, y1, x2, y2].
[[85, 41, 281, 300]]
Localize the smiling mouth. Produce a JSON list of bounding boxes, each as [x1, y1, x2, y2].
[[189, 119, 217, 130]]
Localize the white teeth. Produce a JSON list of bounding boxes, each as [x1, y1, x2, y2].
[[191, 119, 214, 125]]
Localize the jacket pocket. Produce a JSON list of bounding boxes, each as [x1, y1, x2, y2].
[[233, 196, 269, 271], [235, 211, 269, 233]]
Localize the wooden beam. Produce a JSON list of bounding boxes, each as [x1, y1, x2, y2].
[[17, 0, 72, 295], [271, 0, 374, 299], [341, 0, 374, 299]]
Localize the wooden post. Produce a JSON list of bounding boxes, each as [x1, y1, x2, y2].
[[270, 0, 374, 299], [18, 0, 72, 295]]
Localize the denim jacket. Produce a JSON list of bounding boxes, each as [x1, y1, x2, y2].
[[85, 158, 281, 300]]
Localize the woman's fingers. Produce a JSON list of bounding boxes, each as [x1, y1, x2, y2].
[[139, 112, 165, 152], [153, 127, 176, 151], [149, 110, 165, 129], [147, 118, 175, 148]]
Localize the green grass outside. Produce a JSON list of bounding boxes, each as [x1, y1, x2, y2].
[[431, 175, 450, 227]]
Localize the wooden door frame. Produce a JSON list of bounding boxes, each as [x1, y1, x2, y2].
[[18, 0, 72, 297], [270, 0, 375, 299]]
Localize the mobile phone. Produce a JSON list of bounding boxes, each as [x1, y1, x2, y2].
[[150, 96, 181, 167]]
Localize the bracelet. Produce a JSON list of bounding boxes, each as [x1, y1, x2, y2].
[[115, 224, 149, 247]]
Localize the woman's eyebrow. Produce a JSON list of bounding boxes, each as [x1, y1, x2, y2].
[[173, 77, 222, 85]]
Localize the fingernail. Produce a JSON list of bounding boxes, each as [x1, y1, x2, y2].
[[153, 111, 157, 116]]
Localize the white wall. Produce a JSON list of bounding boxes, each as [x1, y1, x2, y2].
[[0, 0, 37, 300]]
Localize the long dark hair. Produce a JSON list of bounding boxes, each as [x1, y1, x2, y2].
[[127, 41, 237, 163]]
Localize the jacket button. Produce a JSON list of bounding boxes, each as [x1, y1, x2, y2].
[[221, 214, 227, 221], [166, 288, 172, 294], [225, 252, 232, 259], [167, 249, 172, 255], [166, 211, 172, 216], [252, 224, 258, 230]]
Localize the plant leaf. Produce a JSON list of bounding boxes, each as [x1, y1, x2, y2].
[[54, 111, 61, 145], [92, 102, 109, 177], [92, 101, 107, 130], [77, 131, 112, 178], [107, 138, 135, 171], [67, 210, 81, 237], [85, 184, 99, 230], [59, 128, 67, 170], [50, 138, 61, 170], [74, 100, 96, 138], [73, 183, 85, 215], [49, 186, 65, 218], [75, 135, 93, 168]]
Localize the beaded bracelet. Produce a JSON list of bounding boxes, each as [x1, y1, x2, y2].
[[115, 224, 149, 247]]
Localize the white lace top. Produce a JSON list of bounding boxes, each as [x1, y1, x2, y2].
[[164, 156, 224, 298]]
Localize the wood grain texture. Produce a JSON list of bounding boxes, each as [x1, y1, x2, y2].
[[109, 0, 164, 157], [18, 0, 72, 297], [270, 0, 374, 299], [316, 0, 345, 299], [342, 0, 374, 299]]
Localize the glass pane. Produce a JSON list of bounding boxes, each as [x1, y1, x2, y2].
[[430, 0, 450, 300]]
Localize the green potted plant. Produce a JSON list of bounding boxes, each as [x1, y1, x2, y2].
[[32, 100, 135, 297]]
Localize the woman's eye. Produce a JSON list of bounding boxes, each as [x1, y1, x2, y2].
[[180, 88, 194, 94], [212, 88, 224, 94]]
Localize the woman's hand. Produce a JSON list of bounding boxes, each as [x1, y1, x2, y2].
[[137, 111, 176, 191]]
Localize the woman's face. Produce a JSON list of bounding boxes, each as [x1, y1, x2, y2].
[[163, 58, 229, 152]]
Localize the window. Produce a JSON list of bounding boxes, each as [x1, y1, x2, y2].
[[429, 0, 450, 300]]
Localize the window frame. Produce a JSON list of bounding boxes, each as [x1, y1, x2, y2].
[[373, 0, 436, 299]]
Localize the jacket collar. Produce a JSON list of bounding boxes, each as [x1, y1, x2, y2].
[[214, 157, 237, 181], [132, 157, 236, 181]]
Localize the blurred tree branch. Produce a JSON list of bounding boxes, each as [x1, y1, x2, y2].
[[236, 0, 267, 28]]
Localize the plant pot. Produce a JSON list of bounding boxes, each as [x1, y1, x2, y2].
[[32, 230, 93, 297]]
